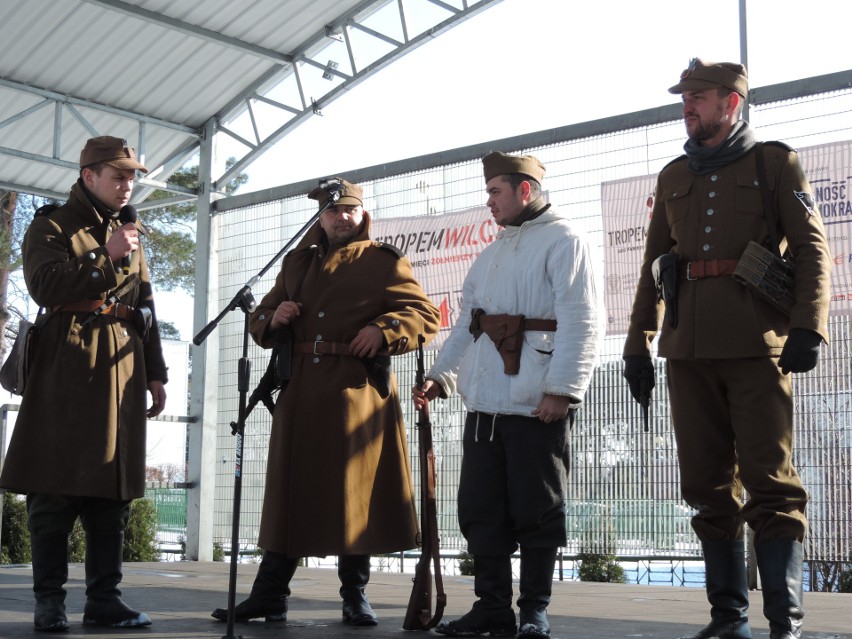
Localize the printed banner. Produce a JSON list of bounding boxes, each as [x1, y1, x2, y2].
[[601, 140, 852, 335], [372, 206, 497, 348]]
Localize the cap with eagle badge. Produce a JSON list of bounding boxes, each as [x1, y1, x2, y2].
[[482, 151, 546, 184], [80, 136, 148, 173], [307, 178, 363, 209], [668, 58, 748, 97]]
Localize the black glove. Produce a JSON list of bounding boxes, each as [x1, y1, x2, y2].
[[778, 328, 823, 374], [623, 355, 655, 406]]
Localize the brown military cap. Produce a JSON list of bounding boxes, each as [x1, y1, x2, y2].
[[668, 58, 748, 97], [80, 136, 148, 173], [307, 177, 363, 209], [482, 151, 546, 184]]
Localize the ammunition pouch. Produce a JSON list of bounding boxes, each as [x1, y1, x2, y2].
[[652, 253, 679, 328], [732, 240, 795, 316], [470, 309, 526, 375]]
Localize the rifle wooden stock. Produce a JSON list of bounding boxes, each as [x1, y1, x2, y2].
[[403, 337, 446, 630]]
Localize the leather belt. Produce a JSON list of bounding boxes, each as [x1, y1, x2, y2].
[[55, 300, 135, 321], [292, 341, 354, 356], [524, 318, 557, 332], [683, 258, 740, 280]]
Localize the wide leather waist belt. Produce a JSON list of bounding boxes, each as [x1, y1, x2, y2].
[[293, 341, 354, 356], [523, 318, 558, 331], [682, 258, 740, 280], [55, 300, 135, 321]]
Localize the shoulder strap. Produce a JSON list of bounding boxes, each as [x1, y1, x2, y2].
[[754, 142, 784, 260]]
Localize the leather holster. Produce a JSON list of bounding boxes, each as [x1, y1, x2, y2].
[[470, 309, 526, 375]]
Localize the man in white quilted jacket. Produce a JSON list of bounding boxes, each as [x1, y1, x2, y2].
[[413, 151, 603, 639]]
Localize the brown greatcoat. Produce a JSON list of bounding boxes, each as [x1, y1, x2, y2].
[[249, 213, 441, 557], [624, 143, 831, 359], [0, 181, 168, 500]]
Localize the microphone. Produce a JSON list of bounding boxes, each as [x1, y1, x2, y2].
[[118, 204, 137, 274], [318, 178, 344, 194]]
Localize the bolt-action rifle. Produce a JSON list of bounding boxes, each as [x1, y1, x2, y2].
[[403, 335, 446, 630]]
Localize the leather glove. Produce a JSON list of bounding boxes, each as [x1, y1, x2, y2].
[[623, 355, 655, 406], [778, 328, 823, 374]]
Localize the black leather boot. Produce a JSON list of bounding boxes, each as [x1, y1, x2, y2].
[[679, 540, 752, 639], [211, 551, 298, 622], [338, 554, 378, 626], [756, 539, 804, 639], [434, 554, 516, 637], [517, 547, 557, 638], [31, 533, 70, 632], [82, 532, 151, 627]]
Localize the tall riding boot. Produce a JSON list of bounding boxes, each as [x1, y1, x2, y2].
[[517, 547, 557, 638], [211, 550, 298, 622], [755, 539, 804, 639], [31, 533, 70, 632], [82, 531, 151, 627], [338, 554, 378, 626], [679, 540, 752, 639], [435, 554, 516, 637]]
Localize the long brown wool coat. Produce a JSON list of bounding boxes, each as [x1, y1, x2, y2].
[[624, 143, 831, 359], [249, 214, 441, 557], [0, 182, 168, 500]]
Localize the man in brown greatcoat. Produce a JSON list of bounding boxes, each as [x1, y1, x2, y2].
[[211, 178, 441, 627], [623, 60, 831, 639], [0, 136, 168, 631]]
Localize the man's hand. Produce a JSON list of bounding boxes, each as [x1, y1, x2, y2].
[[778, 328, 823, 374], [350, 324, 384, 358], [623, 355, 655, 406], [105, 222, 138, 262], [270, 301, 302, 330], [412, 379, 441, 410], [147, 380, 167, 418], [532, 394, 573, 423]]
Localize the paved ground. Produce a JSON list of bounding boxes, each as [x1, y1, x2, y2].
[[1, 560, 850, 638]]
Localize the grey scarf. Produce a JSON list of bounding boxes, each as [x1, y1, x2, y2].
[[683, 120, 758, 175]]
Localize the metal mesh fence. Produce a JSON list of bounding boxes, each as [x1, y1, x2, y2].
[[209, 85, 852, 587]]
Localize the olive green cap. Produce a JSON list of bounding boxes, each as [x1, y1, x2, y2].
[[482, 151, 546, 184], [80, 136, 148, 173], [668, 58, 748, 97], [307, 177, 363, 208]]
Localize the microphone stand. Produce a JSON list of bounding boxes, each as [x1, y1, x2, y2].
[[193, 188, 341, 639]]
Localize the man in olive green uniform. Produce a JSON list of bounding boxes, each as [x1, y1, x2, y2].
[[0, 136, 169, 631], [623, 60, 831, 639], [211, 178, 441, 627]]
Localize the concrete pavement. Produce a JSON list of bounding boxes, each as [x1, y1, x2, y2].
[[1, 560, 850, 638]]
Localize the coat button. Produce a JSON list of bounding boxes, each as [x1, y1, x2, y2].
[[88, 252, 96, 260], [754, 179, 760, 186], [708, 191, 716, 198], [313, 357, 320, 364], [705, 226, 712, 233], [316, 334, 322, 340], [91, 272, 100, 279], [707, 208, 714, 216], [318, 311, 325, 318], [258, 314, 266, 321], [391, 319, 400, 327], [711, 175, 718, 181], [703, 244, 710, 252]]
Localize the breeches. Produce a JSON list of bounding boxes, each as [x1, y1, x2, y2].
[[458, 411, 572, 555], [667, 357, 807, 543], [27, 493, 132, 536]]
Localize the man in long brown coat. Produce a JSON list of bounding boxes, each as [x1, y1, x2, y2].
[[211, 178, 441, 627], [0, 136, 168, 631], [623, 60, 831, 639]]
